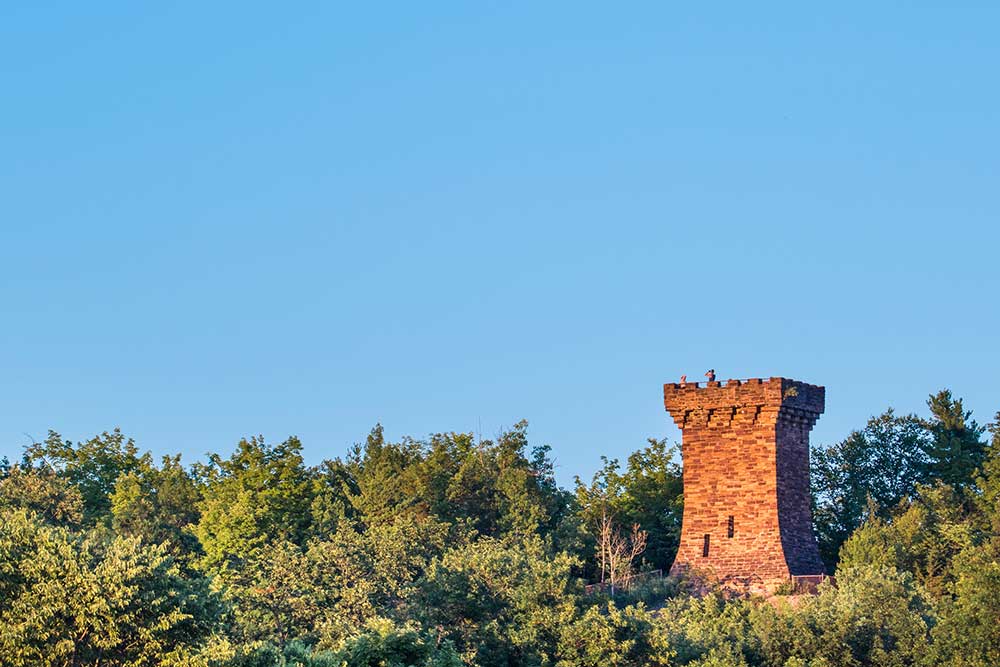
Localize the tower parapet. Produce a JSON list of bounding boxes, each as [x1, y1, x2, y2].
[[664, 377, 825, 593]]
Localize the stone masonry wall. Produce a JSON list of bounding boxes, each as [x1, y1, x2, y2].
[[663, 377, 825, 593]]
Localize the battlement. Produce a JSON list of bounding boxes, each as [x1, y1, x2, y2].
[[663, 377, 825, 430]]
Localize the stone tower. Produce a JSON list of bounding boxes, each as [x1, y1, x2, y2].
[[663, 377, 826, 593]]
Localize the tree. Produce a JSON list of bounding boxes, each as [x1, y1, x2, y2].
[[975, 412, 1000, 539], [805, 564, 932, 667], [416, 536, 581, 667], [749, 565, 932, 667], [13, 410, 1000, 665], [889, 483, 980, 598], [659, 594, 765, 666], [25, 429, 141, 526], [596, 512, 648, 589], [575, 439, 682, 579], [836, 481, 982, 599], [556, 603, 672, 667], [812, 409, 928, 568], [225, 513, 451, 648], [343, 421, 572, 543], [836, 516, 904, 572], [329, 618, 462, 667], [927, 541, 1000, 667], [0, 461, 83, 527], [308, 458, 355, 539], [111, 453, 202, 562], [193, 436, 316, 580], [0, 509, 221, 666], [615, 438, 683, 571], [343, 425, 425, 527], [922, 390, 988, 493], [490, 422, 572, 541]]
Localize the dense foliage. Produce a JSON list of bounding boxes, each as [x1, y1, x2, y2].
[[1, 392, 998, 666]]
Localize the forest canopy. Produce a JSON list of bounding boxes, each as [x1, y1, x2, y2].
[[1, 390, 998, 667]]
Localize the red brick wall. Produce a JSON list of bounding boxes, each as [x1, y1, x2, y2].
[[663, 378, 825, 593]]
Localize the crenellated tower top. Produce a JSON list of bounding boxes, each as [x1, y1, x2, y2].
[[663, 377, 825, 431]]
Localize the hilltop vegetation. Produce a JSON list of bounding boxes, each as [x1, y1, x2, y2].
[[1, 390, 998, 667]]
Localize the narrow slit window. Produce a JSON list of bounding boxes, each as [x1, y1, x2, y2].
[[702, 534, 710, 557], [727, 515, 735, 538]]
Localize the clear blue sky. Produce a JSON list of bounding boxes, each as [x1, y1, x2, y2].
[[3, 3, 998, 486]]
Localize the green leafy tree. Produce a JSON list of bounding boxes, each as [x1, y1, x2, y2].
[[812, 409, 929, 569], [836, 516, 905, 572], [416, 536, 581, 667], [0, 461, 84, 527], [766, 565, 932, 667], [835, 482, 983, 602], [926, 541, 1000, 667], [921, 390, 987, 493], [230, 540, 319, 646], [0, 509, 221, 666], [660, 594, 763, 667], [308, 458, 355, 539], [343, 422, 571, 543], [556, 602, 672, 667], [342, 425, 425, 527], [25, 429, 141, 526], [111, 453, 202, 561], [889, 483, 980, 598], [616, 438, 683, 572], [9, 410, 1000, 666], [329, 618, 462, 667], [975, 412, 1000, 539], [194, 436, 316, 580], [229, 514, 451, 648], [575, 439, 682, 578], [491, 422, 571, 540]]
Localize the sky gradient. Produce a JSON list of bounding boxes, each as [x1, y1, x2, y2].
[[3, 3, 998, 486]]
